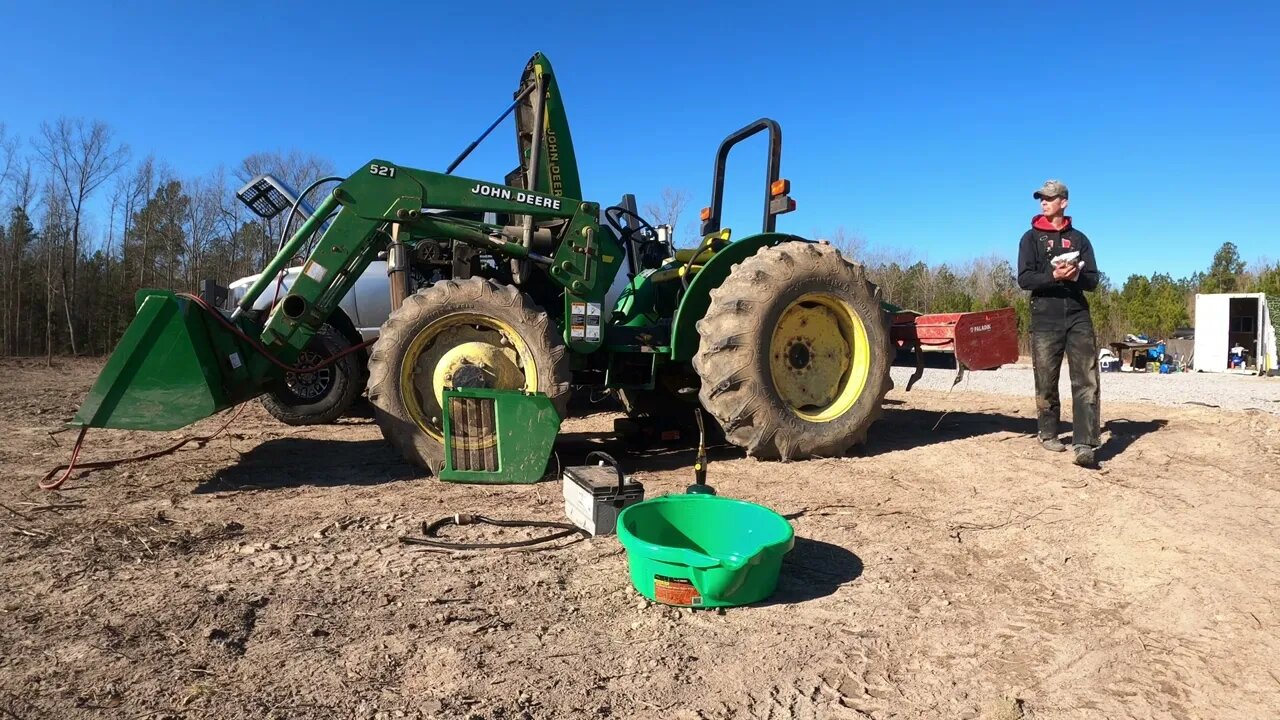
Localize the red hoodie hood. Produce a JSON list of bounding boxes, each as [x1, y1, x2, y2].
[[1032, 214, 1072, 231]]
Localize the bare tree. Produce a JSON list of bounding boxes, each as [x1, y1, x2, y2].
[[235, 150, 336, 190], [814, 226, 866, 263], [643, 187, 689, 227], [38, 182, 73, 362], [958, 253, 1017, 309], [33, 117, 130, 354], [5, 163, 38, 354], [0, 124, 17, 352], [183, 174, 222, 289], [236, 151, 336, 265], [0, 123, 17, 193], [121, 157, 156, 287], [644, 188, 691, 243], [213, 165, 249, 278], [103, 157, 156, 346]]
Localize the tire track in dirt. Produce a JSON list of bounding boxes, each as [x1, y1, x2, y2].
[[203, 511, 438, 586], [227, 541, 436, 583], [699, 629, 908, 720], [744, 681, 827, 720], [811, 632, 904, 719]]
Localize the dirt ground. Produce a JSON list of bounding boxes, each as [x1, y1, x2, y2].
[[1, 357, 1278, 720]]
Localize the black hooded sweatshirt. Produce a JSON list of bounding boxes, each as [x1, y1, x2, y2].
[[1017, 215, 1099, 331]]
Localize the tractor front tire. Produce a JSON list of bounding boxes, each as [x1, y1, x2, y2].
[[366, 277, 572, 475], [692, 241, 892, 460]]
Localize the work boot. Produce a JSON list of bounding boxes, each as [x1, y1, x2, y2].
[[1039, 436, 1066, 452], [1073, 444, 1097, 468]]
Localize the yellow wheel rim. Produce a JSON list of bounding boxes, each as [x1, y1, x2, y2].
[[399, 313, 539, 442], [431, 341, 526, 409], [769, 292, 870, 422]]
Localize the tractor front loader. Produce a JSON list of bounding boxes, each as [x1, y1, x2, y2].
[[70, 52, 1016, 484]]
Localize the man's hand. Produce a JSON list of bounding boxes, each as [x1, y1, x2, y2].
[[1053, 262, 1081, 282]]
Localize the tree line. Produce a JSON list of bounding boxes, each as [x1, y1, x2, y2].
[[0, 118, 332, 358], [1, 117, 1278, 360], [852, 238, 1280, 351], [654, 199, 1280, 350]]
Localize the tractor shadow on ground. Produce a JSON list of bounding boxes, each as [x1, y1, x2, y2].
[[864, 406, 1168, 461], [195, 438, 418, 493], [863, 406, 1042, 455], [757, 537, 863, 606], [552, 431, 746, 476], [344, 397, 376, 420]]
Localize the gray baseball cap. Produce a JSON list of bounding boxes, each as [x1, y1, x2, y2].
[[1034, 179, 1068, 199]]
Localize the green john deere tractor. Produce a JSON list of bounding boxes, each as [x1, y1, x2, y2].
[[71, 52, 1002, 483]]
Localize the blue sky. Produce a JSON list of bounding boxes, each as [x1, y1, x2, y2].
[[2, 1, 1277, 284]]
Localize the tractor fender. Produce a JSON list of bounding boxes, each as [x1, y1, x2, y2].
[[669, 232, 806, 362]]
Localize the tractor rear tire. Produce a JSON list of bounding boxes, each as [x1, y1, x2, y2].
[[692, 241, 892, 460], [366, 277, 572, 475]]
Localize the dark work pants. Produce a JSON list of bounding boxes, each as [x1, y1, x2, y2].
[[1031, 322, 1101, 447]]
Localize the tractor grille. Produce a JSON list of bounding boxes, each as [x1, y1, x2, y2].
[[447, 396, 499, 472]]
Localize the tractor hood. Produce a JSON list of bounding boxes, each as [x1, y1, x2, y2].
[[512, 53, 582, 202]]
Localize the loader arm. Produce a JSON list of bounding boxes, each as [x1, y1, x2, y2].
[[74, 158, 622, 433], [244, 160, 614, 361]]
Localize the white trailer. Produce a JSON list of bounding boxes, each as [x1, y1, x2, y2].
[[1192, 293, 1277, 375]]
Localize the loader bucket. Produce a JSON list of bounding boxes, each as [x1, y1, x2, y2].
[[73, 290, 258, 431]]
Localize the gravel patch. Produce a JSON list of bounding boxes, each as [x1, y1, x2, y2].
[[891, 363, 1280, 414]]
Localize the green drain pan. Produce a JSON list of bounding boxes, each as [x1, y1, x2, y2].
[[617, 494, 795, 608]]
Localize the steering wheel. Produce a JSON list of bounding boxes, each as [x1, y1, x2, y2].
[[605, 206, 667, 270]]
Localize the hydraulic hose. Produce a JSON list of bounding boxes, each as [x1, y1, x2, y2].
[[262, 176, 345, 312], [276, 176, 345, 254], [179, 292, 373, 375], [41, 404, 247, 491], [399, 514, 588, 551]]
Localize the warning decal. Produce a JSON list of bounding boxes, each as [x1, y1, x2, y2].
[[653, 575, 702, 606], [302, 259, 328, 284]]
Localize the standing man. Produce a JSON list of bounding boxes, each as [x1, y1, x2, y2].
[[1017, 179, 1102, 467]]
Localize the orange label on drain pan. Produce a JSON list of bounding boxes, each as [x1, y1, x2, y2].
[[654, 575, 701, 606]]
